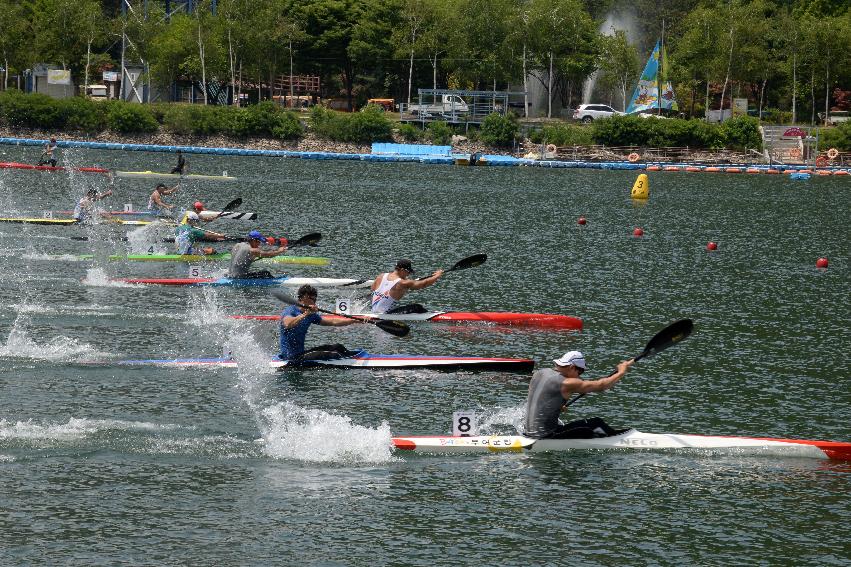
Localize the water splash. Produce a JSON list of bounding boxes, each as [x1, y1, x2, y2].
[[583, 9, 639, 105], [0, 325, 107, 362], [259, 401, 396, 464]]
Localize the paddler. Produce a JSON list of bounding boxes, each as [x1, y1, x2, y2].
[[170, 150, 187, 175], [370, 259, 443, 314], [227, 229, 287, 279], [174, 211, 224, 255], [72, 187, 113, 222], [38, 137, 58, 166], [524, 351, 634, 439], [279, 284, 359, 362], [147, 183, 179, 216]]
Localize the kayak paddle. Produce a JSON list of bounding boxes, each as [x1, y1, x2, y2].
[[208, 197, 242, 221], [342, 253, 487, 287], [564, 318, 694, 408], [415, 253, 487, 281], [270, 290, 410, 338]]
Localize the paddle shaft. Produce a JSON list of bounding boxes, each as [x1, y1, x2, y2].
[[271, 290, 408, 337]]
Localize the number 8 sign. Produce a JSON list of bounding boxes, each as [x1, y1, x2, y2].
[[452, 410, 478, 437]]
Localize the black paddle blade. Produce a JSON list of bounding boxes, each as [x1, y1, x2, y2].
[[636, 319, 694, 361], [451, 253, 487, 272], [290, 232, 322, 248], [375, 319, 410, 337], [222, 198, 242, 212], [271, 290, 298, 306], [386, 303, 428, 315]]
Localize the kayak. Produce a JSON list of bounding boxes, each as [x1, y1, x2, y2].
[[111, 276, 369, 288], [100, 350, 534, 373], [114, 170, 237, 182], [233, 311, 582, 330], [0, 161, 109, 174], [0, 162, 236, 181], [56, 210, 259, 221], [71, 253, 329, 266], [391, 429, 851, 461], [0, 217, 149, 226]]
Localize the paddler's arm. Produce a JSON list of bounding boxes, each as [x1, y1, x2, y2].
[[251, 244, 287, 259], [561, 359, 635, 398], [282, 306, 317, 329], [317, 315, 359, 327], [401, 269, 444, 290]]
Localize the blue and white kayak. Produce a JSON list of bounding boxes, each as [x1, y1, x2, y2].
[[111, 276, 368, 288], [100, 350, 534, 373]]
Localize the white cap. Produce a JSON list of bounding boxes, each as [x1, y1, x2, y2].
[[553, 350, 586, 369], [186, 211, 200, 221]]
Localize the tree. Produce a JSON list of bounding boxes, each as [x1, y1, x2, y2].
[[598, 30, 640, 111], [0, 0, 28, 89]]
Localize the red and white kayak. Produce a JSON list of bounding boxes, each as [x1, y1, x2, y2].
[[96, 351, 534, 373], [0, 161, 109, 174], [232, 311, 582, 330], [391, 429, 851, 461]]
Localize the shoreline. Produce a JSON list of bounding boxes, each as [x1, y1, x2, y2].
[[0, 126, 840, 171]]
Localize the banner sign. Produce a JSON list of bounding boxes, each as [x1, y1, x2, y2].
[[103, 71, 118, 82], [47, 70, 71, 85]]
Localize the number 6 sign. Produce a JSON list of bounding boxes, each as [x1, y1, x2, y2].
[[335, 298, 350, 314]]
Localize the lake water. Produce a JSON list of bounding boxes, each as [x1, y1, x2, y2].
[[1, 145, 849, 565]]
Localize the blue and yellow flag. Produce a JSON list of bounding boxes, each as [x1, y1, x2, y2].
[[626, 41, 678, 114]]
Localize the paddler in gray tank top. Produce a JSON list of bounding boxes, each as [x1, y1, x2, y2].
[[227, 230, 288, 278], [524, 351, 634, 439]]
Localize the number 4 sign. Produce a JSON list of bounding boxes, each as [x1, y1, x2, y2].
[[452, 410, 478, 437]]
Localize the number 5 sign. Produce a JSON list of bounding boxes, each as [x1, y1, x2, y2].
[[452, 410, 478, 437]]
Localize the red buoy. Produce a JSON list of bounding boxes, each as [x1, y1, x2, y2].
[[816, 257, 829, 269], [578, 216, 587, 225], [707, 242, 718, 251], [633, 227, 644, 237]]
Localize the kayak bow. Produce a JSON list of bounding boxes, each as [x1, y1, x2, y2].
[[391, 429, 851, 461]]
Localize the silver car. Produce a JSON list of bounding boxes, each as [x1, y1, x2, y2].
[[573, 104, 622, 123]]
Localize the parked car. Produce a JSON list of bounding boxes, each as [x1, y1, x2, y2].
[[573, 104, 622, 123], [818, 110, 850, 126]]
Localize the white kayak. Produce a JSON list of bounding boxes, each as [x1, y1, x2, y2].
[[391, 429, 851, 461]]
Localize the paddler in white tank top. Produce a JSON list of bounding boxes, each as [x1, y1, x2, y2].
[[370, 258, 444, 314]]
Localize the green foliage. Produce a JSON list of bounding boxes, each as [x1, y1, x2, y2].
[[309, 105, 392, 144], [591, 114, 757, 149], [761, 108, 793, 125], [528, 123, 594, 146], [720, 116, 762, 150], [479, 112, 519, 147], [0, 91, 63, 129], [105, 101, 159, 133], [158, 101, 303, 139], [820, 121, 851, 151], [57, 97, 108, 133], [426, 121, 453, 145], [397, 123, 421, 142], [270, 111, 303, 140]]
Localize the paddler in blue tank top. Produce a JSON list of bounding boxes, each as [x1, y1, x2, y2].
[[525, 351, 634, 439], [279, 284, 359, 362]]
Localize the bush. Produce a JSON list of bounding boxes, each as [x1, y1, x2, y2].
[[161, 104, 224, 135], [479, 112, 519, 147], [528, 123, 594, 146], [58, 97, 108, 133], [105, 101, 158, 133], [309, 104, 392, 144], [397, 123, 421, 142], [761, 108, 793, 125], [270, 110, 303, 140], [426, 121, 453, 145], [0, 90, 63, 129], [820, 121, 851, 151], [720, 116, 762, 150]]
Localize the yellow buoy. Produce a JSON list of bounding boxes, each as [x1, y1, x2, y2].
[[631, 173, 649, 200]]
